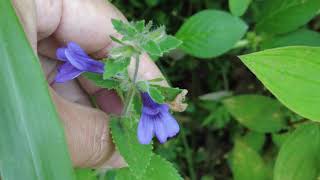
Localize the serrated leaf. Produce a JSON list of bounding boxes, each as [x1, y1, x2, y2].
[[229, 0, 252, 16], [83, 72, 119, 89], [115, 168, 137, 180], [274, 124, 320, 180], [261, 28, 320, 49], [149, 77, 165, 82], [75, 169, 96, 180], [256, 0, 320, 34], [110, 35, 125, 45], [142, 40, 162, 56], [110, 117, 153, 179], [103, 58, 130, 79], [159, 35, 182, 53], [110, 45, 136, 59], [144, 155, 183, 180], [229, 140, 269, 180], [133, 20, 145, 33], [115, 155, 182, 180], [111, 19, 137, 37], [239, 46, 320, 121], [176, 10, 247, 58], [148, 26, 166, 42], [149, 86, 165, 104], [223, 95, 285, 133], [150, 85, 183, 102]]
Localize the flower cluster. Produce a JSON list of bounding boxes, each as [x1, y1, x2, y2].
[[138, 92, 180, 144], [54, 42, 180, 144], [55, 42, 104, 83]]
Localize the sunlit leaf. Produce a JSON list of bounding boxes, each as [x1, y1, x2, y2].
[[240, 46, 320, 121], [256, 0, 320, 34], [103, 58, 130, 79], [229, 0, 252, 16], [83, 72, 119, 89], [229, 140, 269, 180], [261, 29, 320, 49], [110, 117, 153, 179], [223, 95, 286, 132], [274, 124, 320, 180], [176, 10, 247, 58]]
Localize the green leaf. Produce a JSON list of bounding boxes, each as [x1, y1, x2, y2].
[[176, 10, 247, 58], [83, 72, 119, 89], [142, 40, 162, 56], [261, 28, 320, 49], [136, 81, 150, 92], [199, 91, 233, 101], [115, 168, 137, 180], [229, 140, 269, 180], [256, 0, 320, 34], [111, 19, 137, 37], [202, 105, 231, 129], [239, 46, 320, 121], [133, 20, 145, 33], [110, 35, 125, 45], [150, 85, 183, 102], [143, 155, 182, 180], [223, 95, 285, 132], [229, 0, 252, 16], [274, 124, 320, 180], [147, 26, 166, 42], [272, 132, 291, 148], [144, 0, 159, 7], [159, 35, 182, 53], [241, 131, 265, 152], [0, 1, 75, 179], [110, 45, 136, 59], [149, 86, 165, 104], [115, 155, 182, 180], [110, 117, 153, 179], [103, 58, 130, 79], [75, 169, 96, 180]]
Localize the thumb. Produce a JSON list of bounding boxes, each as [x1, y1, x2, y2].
[[50, 89, 125, 168]]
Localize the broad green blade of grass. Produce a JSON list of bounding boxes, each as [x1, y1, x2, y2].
[[0, 1, 75, 180]]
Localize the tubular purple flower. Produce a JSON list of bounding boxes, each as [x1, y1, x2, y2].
[[55, 42, 104, 83], [138, 92, 180, 144]]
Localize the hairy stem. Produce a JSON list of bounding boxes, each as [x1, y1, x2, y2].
[[122, 54, 140, 116]]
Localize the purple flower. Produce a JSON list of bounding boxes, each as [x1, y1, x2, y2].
[[55, 42, 104, 83], [138, 92, 180, 144]]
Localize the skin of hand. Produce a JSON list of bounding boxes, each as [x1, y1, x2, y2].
[[11, 0, 167, 169]]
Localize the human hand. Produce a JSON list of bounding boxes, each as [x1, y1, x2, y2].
[[12, 0, 166, 169]]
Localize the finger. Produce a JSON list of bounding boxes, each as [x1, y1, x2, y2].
[[36, 0, 168, 84], [12, 0, 125, 168], [50, 89, 125, 168], [12, 0, 37, 51]]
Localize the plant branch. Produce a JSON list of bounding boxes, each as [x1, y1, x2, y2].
[[122, 54, 141, 116]]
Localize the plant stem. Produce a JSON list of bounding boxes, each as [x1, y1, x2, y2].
[[180, 128, 196, 180], [122, 54, 140, 116], [233, 39, 249, 49]]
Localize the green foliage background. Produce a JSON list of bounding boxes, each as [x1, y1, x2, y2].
[[109, 0, 320, 180]]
